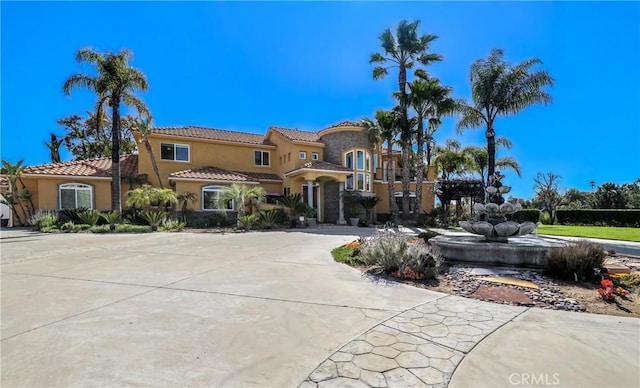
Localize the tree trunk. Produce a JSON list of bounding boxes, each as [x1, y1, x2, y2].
[[386, 137, 398, 221], [401, 144, 411, 220], [111, 99, 122, 212], [414, 119, 425, 220], [144, 140, 164, 189], [486, 121, 496, 178]]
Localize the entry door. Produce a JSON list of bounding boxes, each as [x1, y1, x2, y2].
[[301, 185, 318, 208]]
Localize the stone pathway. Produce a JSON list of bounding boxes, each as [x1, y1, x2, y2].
[[299, 295, 526, 387]]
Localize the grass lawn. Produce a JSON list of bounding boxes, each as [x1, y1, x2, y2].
[[536, 225, 640, 242]]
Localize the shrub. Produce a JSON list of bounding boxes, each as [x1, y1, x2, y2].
[[360, 229, 407, 272], [140, 210, 167, 231], [540, 212, 552, 225], [209, 212, 228, 227], [100, 211, 121, 231], [29, 210, 59, 231], [78, 210, 101, 226], [89, 225, 110, 233], [237, 214, 258, 231], [404, 244, 443, 279], [61, 207, 89, 223], [556, 209, 640, 227], [191, 218, 211, 229], [40, 226, 60, 233], [508, 209, 541, 223], [160, 219, 185, 232], [258, 209, 280, 229], [610, 274, 640, 292], [60, 221, 75, 233], [72, 224, 92, 232], [115, 224, 151, 233], [418, 230, 440, 244], [331, 245, 363, 266], [545, 240, 606, 282]]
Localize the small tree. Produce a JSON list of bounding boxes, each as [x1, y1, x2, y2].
[[358, 195, 382, 224], [218, 184, 265, 217], [533, 172, 563, 224], [176, 191, 197, 222]]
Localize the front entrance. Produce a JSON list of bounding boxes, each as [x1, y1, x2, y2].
[[301, 185, 319, 208]]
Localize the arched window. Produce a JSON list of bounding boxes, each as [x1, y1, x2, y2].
[[59, 183, 93, 209], [202, 186, 235, 211], [344, 149, 373, 192]]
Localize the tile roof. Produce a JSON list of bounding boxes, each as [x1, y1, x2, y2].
[[169, 166, 282, 182], [323, 120, 364, 130], [22, 155, 138, 178], [267, 126, 322, 143], [285, 161, 353, 175], [149, 126, 272, 145]]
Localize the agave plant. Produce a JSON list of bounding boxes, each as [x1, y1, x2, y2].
[[100, 211, 121, 231], [257, 209, 279, 229], [140, 210, 167, 231], [237, 214, 258, 231], [78, 209, 101, 226]]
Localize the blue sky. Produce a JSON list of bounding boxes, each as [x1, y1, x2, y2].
[[2, 1, 639, 200]]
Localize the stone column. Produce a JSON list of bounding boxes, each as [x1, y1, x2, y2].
[[307, 180, 314, 207], [338, 182, 346, 225]]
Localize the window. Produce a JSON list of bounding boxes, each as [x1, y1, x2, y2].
[[346, 174, 354, 190], [365, 153, 370, 171], [373, 154, 378, 170], [356, 173, 365, 191], [299, 151, 307, 160], [202, 186, 235, 211], [279, 156, 282, 165], [365, 174, 371, 191], [59, 183, 93, 209], [356, 150, 364, 170], [288, 153, 291, 162], [160, 143, 189, 161], [283, 187, 291, 196], [345, 151, 354, 169], [254, 150, 270, 166], [312, 152, 319, 160]]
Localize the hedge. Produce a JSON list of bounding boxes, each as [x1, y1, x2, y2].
[[556, 209, 640, 227], [507, 209, 541, 223]]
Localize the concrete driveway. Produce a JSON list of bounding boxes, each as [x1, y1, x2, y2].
[[1, 228, 436, 387]]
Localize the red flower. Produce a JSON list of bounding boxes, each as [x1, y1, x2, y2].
[[601, 279, 614, 288]]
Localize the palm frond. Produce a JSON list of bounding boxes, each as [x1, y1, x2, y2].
[[63, 74, 95, 96]]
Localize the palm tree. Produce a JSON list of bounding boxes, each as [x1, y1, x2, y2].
[[362, 110, 399, 220], [44, 133, 63, 163], [463, 139, 522, 187], [434, 140, 467, 180], [64, 48, 149, 212], [408, 74, 456, 217], [218, 184, 265, 217], [176, 191, 197, 222], [457, 49, 553, 178], [371, 20, 442, 219], [125, 185, 176, 212], [1, 160, 28, 224], [135, 116, 163, 189]]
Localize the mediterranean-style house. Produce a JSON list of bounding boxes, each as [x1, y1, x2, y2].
[[2, 121, 436, 225]]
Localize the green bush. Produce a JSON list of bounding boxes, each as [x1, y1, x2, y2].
[[360, 229, 407, 272], [418, 230, 440, 244], [238, 214, 258, 231], [30, 211, 59, 231], [405, 244, 443, 279], [508, 209, 541, 223], [78, 210, 101, 226], [140, 210, 167, 231], [89, 225, 110, 233], [100, 211, 121, 231], [257, 209, 280, 229], [115, 224, 151, 233], [540, 212, 552, 225], [208, 212, 228, 227], [160, 219, 185, 232], [61, 207, 89, 223], [60, 221, 75, 233], [72, 224, 92, 232], [545, 240, 606, 282], [40, 226, 61, 233], [331, 245, 363, 266], [556, 209, 640, 227]]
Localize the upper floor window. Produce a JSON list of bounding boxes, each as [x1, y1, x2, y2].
[[254, 150, 270, 166], [312, 152, 319, 160], [345, 151, 354, 169], [59, 183, 93, 209], [202, 186, 235, 211], [161, 143, 189, 162], [299, 151, 307, 160], [356, 150, 365, 170]]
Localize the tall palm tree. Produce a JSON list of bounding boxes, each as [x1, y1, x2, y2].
[[362, 110, 399, 220], [370, 19, 442, 219], [135, 116, 163, 189], [408, 74, 456, 217], [457, 49, 553, 178], [43, 133, 63, 163], [64, 48, 149, 212]]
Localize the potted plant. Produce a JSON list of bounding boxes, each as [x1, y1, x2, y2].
[[304, 205, 318, 228], [343, 191, 362, 226]]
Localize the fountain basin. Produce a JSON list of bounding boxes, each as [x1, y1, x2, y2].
[[431, 235, 567, 268]]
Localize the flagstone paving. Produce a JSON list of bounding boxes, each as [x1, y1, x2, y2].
[[300, 295, 526, 387]]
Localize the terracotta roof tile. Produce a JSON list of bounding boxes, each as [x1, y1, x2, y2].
[[323, 120, 364, 130], [23, 155, 138, 178], [285, 161, 352, 175], [150, 126, 272, 145], [169, 166, 282, 182], [268, 126, 322, 143]]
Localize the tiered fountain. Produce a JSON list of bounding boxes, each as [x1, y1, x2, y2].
[[431, 173, 565, 267]]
